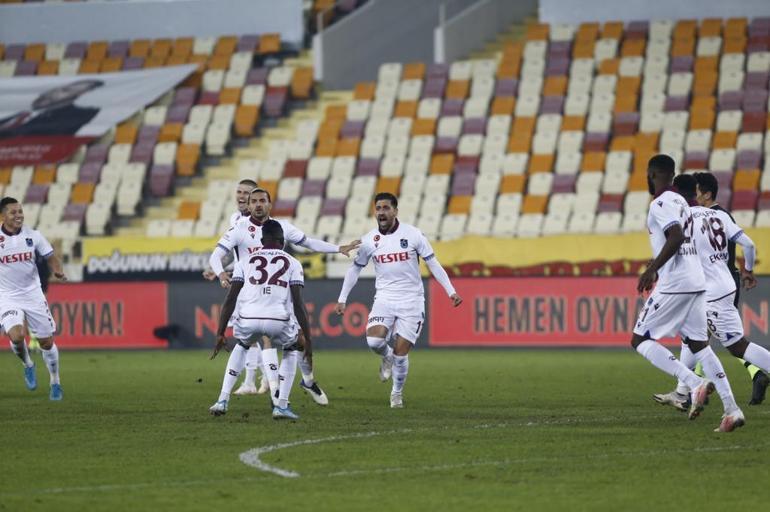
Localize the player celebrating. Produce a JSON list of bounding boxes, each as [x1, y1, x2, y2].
[[202, 179, 270, 395], [203, 178, 258, 281], [209, 220, 311, 420], [209, 188, 360, 407], [0, 197, 66, 400], [695, 172, 769, 404], [335, 192, 462, 408], [633, 155, 743, 432], [655, 174, 764, 420]]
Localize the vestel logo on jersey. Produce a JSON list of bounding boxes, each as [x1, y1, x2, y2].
[[373, 251, 410, 263], [0, 251, 33, 264]]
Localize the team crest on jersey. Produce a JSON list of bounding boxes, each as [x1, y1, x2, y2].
[[0, 235, 4, 249], [25, 238, 33, 247], [400, 238, 408, 249]]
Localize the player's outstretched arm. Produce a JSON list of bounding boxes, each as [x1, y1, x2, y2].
[[290, 285, 313, 364], [46, 253, 67, 281], [637, 224, 685, 293], [335, 263, 364, 315], [424, 256, 462, 307], [298, 236, 341, 254], [211, 280, 243, 360]]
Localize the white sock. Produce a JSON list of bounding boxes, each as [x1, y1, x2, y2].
[[297, 356, 314, 387], [636, 340, 702, 390], [261, 348, 280, 400], [694, 346, 739, 413], [392, 354, 409, 394], [743, 343, 770, 373], [242, 344, 262, 387], [676, 343, 696, 395], [9, 340, 33, 367], [40, 343, 60, 385], [278, 350, 298, 409], [367, 336, 393, 358], [217, 344, 247, 402]]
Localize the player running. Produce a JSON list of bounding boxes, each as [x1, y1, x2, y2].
[[202, 179, 271, 395], [654, 174, 763, 422], [209, 187, 360, 407], [695, 172, 769, 404], [209, 220, 311, 420], [335, 192, 462, 408], [0, 197, 66, 400], [632, 155, 743, 432]]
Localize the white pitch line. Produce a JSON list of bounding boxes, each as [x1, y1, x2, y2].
[[239, 429, 411, 478], [238, 413, 762, 479]]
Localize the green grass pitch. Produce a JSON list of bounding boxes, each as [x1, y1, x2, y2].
[[1, 349, 769, 511]]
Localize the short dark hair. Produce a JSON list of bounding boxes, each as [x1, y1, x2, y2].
[[250, 187, 271, 203], [261, 219, 284, 241], [374, 192, 398, 208], [648, 154, 675, 176], [673, 174, 696, 201], [0, 197, 19, 213], [694, 172, 719, 202], [238, 179, 257, 188]]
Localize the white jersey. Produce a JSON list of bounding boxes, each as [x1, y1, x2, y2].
[[691, 205, 744, 301], [646, 190, 705, 294], [231, 248, 304, 320], [216, 216, 308, 263], [229, 210, 249, 228], [0, 226, 53, 299], [354, 221, 435, 301]]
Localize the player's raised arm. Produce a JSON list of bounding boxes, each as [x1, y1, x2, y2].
[[416, 233, 462, 307]]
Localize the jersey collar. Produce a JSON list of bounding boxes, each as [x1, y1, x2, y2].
[[249, 215, 270, 226], [378, 218, 399, 235], [1, 225, 21, 236]]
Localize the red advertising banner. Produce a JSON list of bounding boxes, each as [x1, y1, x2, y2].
[[46, 282, 168, 349], [430, 277, 649, 346], [430, 277, 770, 347]]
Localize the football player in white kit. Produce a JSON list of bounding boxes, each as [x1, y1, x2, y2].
[[335, 192, 462, 408], [632, 155, 743, 432], [695, 172, 768, 404], [209, 188, 360, 407], [0, 197, 66, 400], [654, 174, 765, 426], [202, 179, 271, 395], [209, 220, 311, 420]]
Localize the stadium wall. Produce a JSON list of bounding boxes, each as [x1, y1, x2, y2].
[[435, 0, 537, 64], [539, 0, 770, 24], [46, 277, 770, 350], [0, 0, 304, 45]]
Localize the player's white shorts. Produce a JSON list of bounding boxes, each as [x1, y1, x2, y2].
[[706, 293, 744, 347], [233, 316, 298, 348], [367, 297, 425, 344], [633, 290, 707, 341], [0, 294, 56, 339]]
